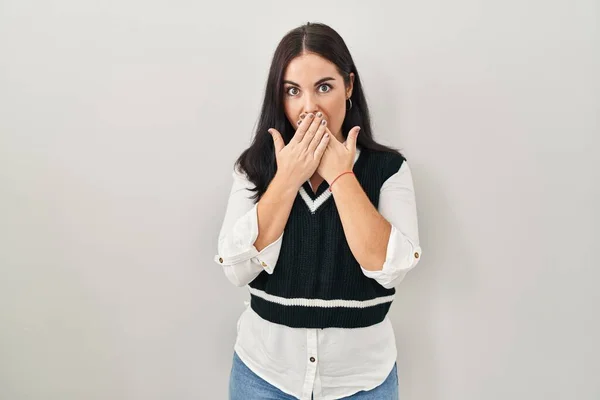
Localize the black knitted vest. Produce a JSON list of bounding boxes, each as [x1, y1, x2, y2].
[[248, 146, 406, 328]]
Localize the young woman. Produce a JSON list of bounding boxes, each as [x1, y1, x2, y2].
[[215, 22, 422, 400]]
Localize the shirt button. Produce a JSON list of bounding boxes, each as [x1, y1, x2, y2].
[[414, 252, 420, 259], [261, 261, 267, 267], [310, 357, 316, 363], [219, 257, 223, 263]]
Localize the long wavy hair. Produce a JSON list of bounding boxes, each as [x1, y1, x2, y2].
[[235, 22, 403, 201]]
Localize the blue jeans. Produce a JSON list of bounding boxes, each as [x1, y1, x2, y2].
[[229, 351, 399, 399]]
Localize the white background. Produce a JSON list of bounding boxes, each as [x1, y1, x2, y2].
[[1, 0, 598, 398]]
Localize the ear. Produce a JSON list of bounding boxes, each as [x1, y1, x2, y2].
[[346, 72, 355, 99]]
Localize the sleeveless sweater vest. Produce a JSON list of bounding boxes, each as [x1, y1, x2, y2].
[[248, 146, 406, 328]]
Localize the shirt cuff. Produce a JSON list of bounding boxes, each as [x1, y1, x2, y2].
[[214, 203, 283, 275], [360, 224, 422, 289]]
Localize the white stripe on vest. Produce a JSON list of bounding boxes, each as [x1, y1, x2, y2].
[[248, 286, 395, 308]]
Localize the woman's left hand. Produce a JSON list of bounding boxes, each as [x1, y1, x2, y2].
[[317, 126, 361, 183]]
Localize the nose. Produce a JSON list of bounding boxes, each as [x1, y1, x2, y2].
[[302, 93, 320, 116]]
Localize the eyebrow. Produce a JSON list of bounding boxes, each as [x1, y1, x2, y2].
[[283, 77, 336, 87]]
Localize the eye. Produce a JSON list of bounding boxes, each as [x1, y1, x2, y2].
[[286, 87, 299, 96], [318, 84, 332, 93]]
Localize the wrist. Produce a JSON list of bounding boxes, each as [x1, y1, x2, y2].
[[271, 172, 300, 197], [328, 170, 355, 192]]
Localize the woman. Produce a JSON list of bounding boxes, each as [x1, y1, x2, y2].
[[214, 22, 422, 400]]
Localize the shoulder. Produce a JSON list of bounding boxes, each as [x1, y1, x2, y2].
[[359, 146, 406, 177]]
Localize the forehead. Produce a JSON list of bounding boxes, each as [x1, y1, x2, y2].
[[283, 53, 340, 83]]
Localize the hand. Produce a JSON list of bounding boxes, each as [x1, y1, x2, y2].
[[317, 126, 361, 184], [268, 112, 330, 190]]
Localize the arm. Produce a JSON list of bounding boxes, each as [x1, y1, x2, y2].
[[214, 168, 296, 287], [330, 173, 391, 270], [330, 161, 422, 281], [254, 173, 298, 251], [360, 162, 422, 288], [216, 113, 331, 286]]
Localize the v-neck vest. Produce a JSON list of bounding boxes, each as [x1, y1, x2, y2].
[[248, 146, 406, 328]]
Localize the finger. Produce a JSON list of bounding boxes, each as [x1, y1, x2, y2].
[[345, 126, 361, 151], [292, 113, 314, 143], [301, 112, 324, 146], [325, 127, 342, 143], [268, 128, 285, 153], [325, 127, 341, 148], [307, 118, 327, 153], [313, 131, 330, 160], [325, 126, 334, 140]]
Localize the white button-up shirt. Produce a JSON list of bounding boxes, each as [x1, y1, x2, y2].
[[215, 148, 422, 400]]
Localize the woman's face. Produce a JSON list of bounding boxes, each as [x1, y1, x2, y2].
[[282, 52, 354, 142]]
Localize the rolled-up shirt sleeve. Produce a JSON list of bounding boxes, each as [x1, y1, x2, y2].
[[360, 161, 422, 289], [214, 168, 283, 287]]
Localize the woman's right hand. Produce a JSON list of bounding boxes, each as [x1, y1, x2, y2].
[[268, 112, 330, 190]]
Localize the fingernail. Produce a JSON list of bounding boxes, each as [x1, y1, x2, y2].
[[300, 114, 305, 119], [307, 113, 314, 118], [316, 112, 322, 118], [297, 120, 301, 126], [324, 133, 329, 138], [321, 120, 327, 125]]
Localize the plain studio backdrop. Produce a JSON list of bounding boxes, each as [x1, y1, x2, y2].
[[0, 0, 598, 399]]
